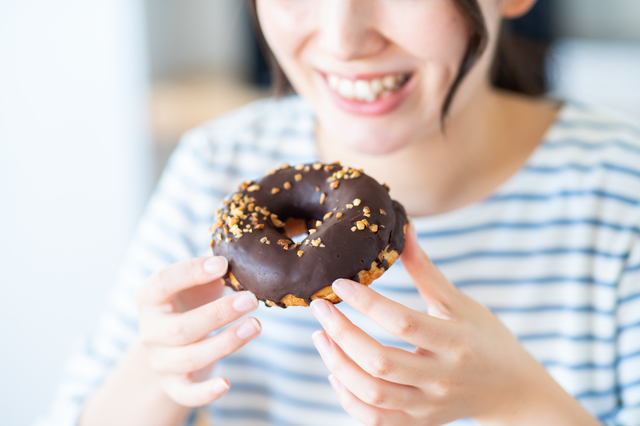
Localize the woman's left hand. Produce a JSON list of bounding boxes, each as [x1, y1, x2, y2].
[[310, 222, 601, 426]]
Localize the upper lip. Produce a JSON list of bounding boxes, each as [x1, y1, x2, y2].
[[318, 69, 413, 81]]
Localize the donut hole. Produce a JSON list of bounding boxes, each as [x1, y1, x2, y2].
[[283, 218, 310, 241]]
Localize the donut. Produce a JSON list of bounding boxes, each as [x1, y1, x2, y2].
[[210, 162, 408, 308]]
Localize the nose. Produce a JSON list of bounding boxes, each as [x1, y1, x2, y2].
[[318, 0, 386, 62]]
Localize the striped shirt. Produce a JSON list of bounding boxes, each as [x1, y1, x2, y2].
[[37, 96, 640, 426]]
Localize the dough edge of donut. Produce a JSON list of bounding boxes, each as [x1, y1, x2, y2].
[[275, 246, 400, 308]]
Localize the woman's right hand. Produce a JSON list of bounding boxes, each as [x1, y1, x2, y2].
[[136, 256, 261, 407]]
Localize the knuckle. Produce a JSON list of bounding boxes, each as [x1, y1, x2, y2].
[[368, 352, 393, 378], [433, 377, 453, 397], [394, 315, 417, 337], [364, 384, 387, 407], [167, 318, 190, 345], [368, 413, 385, 426], [180, 346, 200, 372]]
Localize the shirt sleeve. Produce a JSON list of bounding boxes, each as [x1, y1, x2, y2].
[[603, 221, 640, 425], [33, 130, 218, 426]]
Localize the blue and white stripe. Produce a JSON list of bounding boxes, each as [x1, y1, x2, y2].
[[36, 97, 640, 426]]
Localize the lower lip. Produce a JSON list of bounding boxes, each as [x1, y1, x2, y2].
[[324, 74, 417, 116]]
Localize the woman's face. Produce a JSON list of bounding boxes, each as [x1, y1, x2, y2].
[[257, 0, 503, 155]]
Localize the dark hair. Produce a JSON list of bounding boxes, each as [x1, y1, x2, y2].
[[247, 0, 546, 124]]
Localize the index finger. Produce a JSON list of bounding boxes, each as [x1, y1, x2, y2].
[[137, 256, 228, 306], [331, 278, 453, 350]]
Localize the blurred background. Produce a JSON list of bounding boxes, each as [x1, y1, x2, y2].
[[0, 0, 639, 424]]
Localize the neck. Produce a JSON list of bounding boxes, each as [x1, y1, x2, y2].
[[316, 87, 559, 217]]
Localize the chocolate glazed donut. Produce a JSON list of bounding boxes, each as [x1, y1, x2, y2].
[[210, 162, 408, 308]]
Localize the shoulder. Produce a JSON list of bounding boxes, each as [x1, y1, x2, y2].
[[175, 95, 316, 164], [538, 102, 640, 204], [545, 102, 640, 160]]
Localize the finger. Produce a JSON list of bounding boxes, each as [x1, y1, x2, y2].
[[330, 278, 453, 350], [401, 220, 463, 317], [137, 256, 228, 306], [312, 330, 422, 410], [328, 374, 409, 426], [311, 299, 428, 385], [149, 317, 261, 374], [159, 374, 230, 407], [141, 291, 259, 346]]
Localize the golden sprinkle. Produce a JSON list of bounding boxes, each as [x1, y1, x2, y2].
[[336, 170, 345, 179], [270, 214, 285, 228], [255, 224, 264, 229], [297, 250, 304, 257], [383, 183, 390, 191], [336, 212, 343, 219], [304, 240, 310, 245], [324, 165, 334, 172], [279, 163, 290, 170], [283, 181, 292, 190], [315, 186, 320, 192], [323, 212, 333, 220], [309, 229, 317, 234], [380, 225, 386, 230], [362, 219, 369, 226], [356, 221, 366, 230], [363, 206, 370, 214], [320, 244, 326, 247], [326, 176, 337, 183], [346, 204, 354, 209], [369, 224, 379, 233], [315, 220, 323, 228], [267, 169, 276, 175], [295, 164, 305, 170], [311, 238, 321, 247], [278, 239, 290, 249], [353, 198, 361, 206], [210, 224, 217, 233], [304, 165, 311, 172], [351, 226, 357, 232], [380, 209, 387, 215], [248, 203, 255, 211], [350, 171, 361, 179], [294, 174, 302, 181], [313, 162, 322, 170], [247, 184, 261, 192], [320, 193, 326, 205], [271, 188, 281, 194], [330, 180, 339, 190]]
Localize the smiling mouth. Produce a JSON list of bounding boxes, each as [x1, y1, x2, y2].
[[326, 73, 412, 103]]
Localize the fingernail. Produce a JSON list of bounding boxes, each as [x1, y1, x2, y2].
[[212, 379, 230, 395], [203, 256, 228, 275], [312, 330, 331, 354], [332, 279, 356, 301], [233, 292, 258, 312], [328, 374, 343, 394], [236, 318, 260, 339], [310, 299, 332, 321]]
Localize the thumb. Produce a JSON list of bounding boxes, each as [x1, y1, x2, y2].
[[401, 220, 462, 319]]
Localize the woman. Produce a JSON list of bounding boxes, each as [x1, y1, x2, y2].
[[41, 0, 640, 425]]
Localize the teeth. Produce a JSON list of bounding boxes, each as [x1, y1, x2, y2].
[[382, 75, 397, 90], [327, 73, 409, 103], [370, 78, 383, 95], [328, 74, 340, 90], [338, 79, 354, 99]]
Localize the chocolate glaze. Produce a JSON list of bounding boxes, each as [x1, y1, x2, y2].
[[211, 162, 407, 307]]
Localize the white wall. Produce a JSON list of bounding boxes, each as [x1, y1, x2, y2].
[[145, 0, 254, 79], [0, 1, 151, 425]]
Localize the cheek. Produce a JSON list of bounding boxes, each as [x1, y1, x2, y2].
[[256, 1, 314, 83], [387, 4, 469, 100]]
